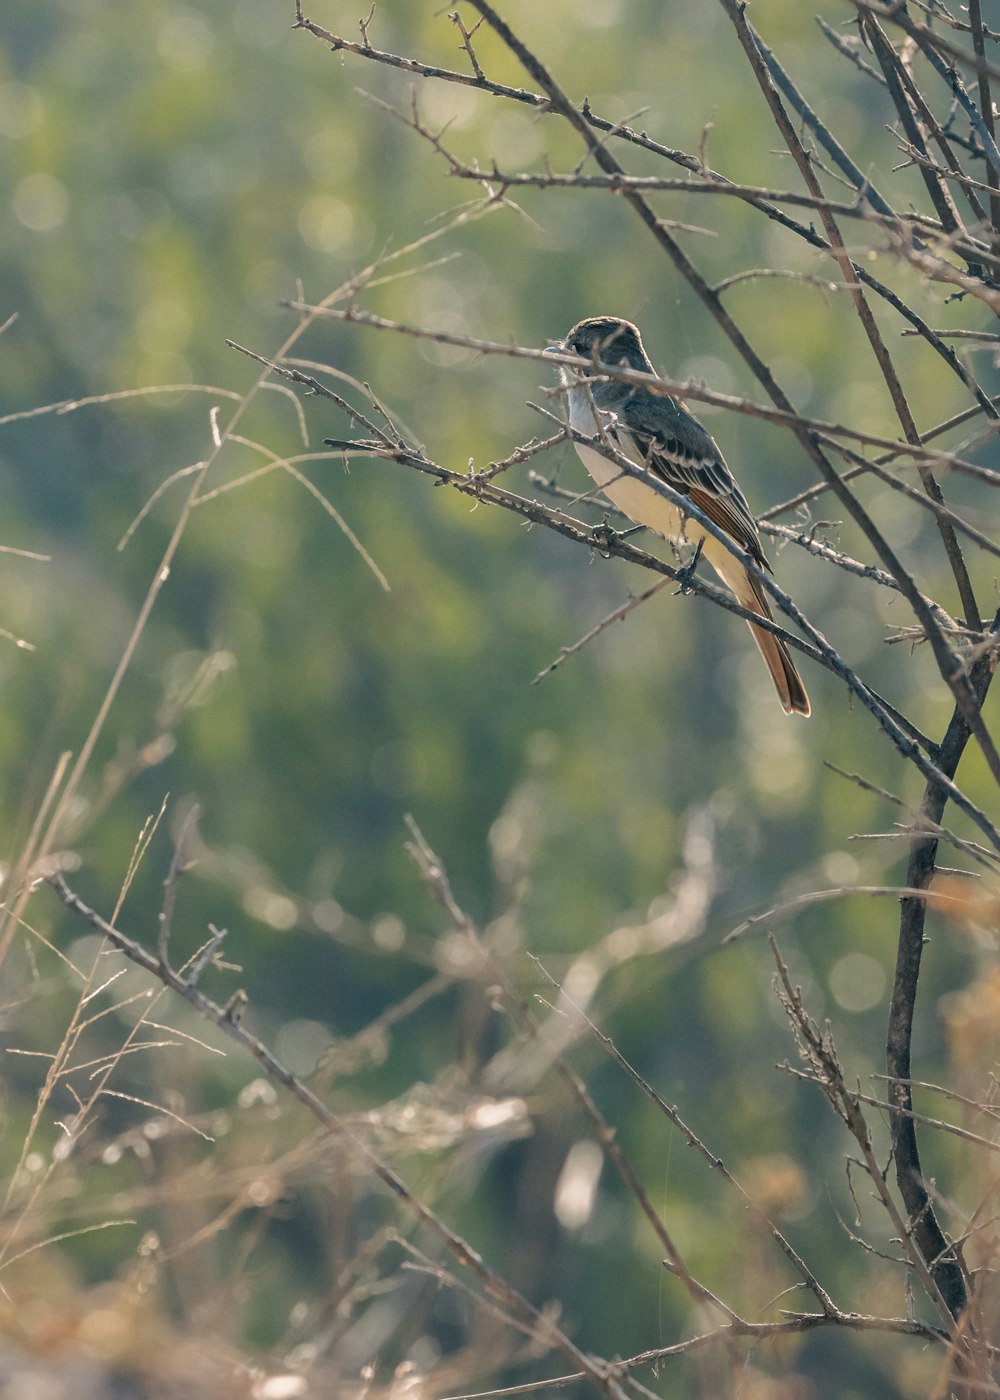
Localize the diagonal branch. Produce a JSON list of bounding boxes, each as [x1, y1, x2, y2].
[[969, 0, 1000, 231], [846, 0, 1000, 84]]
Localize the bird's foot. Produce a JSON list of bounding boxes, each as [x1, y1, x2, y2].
[[589, 521, 617, 557], [590, 519, 645, 557], [674, 539, 704, 595]]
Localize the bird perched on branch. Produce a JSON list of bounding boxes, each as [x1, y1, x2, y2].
[[549, 316, 810, 717]]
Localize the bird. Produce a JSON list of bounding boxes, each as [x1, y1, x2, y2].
[[550, 316, 810, 717]]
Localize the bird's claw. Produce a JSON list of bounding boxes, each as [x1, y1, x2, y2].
[[590, 518, 645, 558], [590, 519, 620, 557], [674, 539, 704, 594]]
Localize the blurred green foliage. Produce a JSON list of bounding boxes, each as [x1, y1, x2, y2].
[[1, 1, 998, 1395]]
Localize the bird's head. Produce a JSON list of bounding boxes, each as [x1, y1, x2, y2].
[[560, 316, 649, 371]]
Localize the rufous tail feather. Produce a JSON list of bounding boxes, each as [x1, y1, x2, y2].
[[739, 580, 810, 717]]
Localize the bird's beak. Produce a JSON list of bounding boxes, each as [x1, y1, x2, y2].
[[543, 338, 565, 355]]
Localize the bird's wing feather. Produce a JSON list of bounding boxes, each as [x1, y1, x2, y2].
[[624, 402, 768, 567], [685, 484, 766, 566]]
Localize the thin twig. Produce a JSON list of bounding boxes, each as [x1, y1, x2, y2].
[[532, 578, 671, 684]]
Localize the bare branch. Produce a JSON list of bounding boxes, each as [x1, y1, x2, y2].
[[532, 578, 671, 684], [969, 0, 1000, 230], [846, 0, 1000, 84], [771, 940, 961, 1333]]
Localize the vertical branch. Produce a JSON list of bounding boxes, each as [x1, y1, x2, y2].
[[723, 2, 1000, 1322], [965, 0, 1000, 235], [887, 614, 1000, 1321]]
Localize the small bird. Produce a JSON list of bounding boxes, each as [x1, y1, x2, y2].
[[551, 316, 810, 716]]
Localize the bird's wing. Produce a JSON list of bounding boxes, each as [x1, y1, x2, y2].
[[623, 397, 768, 567]]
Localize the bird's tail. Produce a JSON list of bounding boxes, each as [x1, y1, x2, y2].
[[736, 574, 811, 717]]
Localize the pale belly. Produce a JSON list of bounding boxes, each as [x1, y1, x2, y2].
[[573, 436, 703, 550], [568, 398, 737, 594]]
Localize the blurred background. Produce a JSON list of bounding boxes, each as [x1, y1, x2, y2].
[[1, 2, 998, 1395]]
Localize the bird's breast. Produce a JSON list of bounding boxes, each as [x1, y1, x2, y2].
[[567, 390, 691, 546]]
